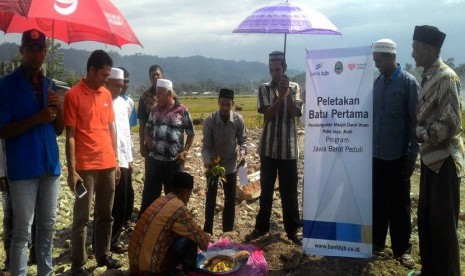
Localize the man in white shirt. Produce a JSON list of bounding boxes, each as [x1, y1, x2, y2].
[[117, 67, 136, 226], [106, 68, 134, 253]]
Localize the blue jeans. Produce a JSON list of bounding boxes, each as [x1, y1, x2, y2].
[[9, 173, 60, 276], [2, 191, 12, 264]]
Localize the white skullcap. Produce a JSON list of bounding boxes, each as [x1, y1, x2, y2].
[[156, 79, 173, 90], [372, 39, 396, 54], [109, 68, 124, 80]]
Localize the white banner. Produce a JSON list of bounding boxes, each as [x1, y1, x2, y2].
[[302, 46, 374, 258]]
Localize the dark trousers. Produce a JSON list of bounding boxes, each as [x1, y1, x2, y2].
[[140, 158, 179, 215], [255, 155, 300, 237], [111, 167, 130, 247], [204, 172, 236, 234], [168, 237, 197, 272], [125, 168, 134, 222], [372, 157, 412, 257], [418, 156, 460, 276]]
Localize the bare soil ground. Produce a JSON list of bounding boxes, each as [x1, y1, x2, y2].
[[0, 129, 464, 276]]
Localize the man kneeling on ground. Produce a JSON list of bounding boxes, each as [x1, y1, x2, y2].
[[128, 171, 210, 275]]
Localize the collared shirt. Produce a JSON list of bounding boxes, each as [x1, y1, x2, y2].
[[128, 193, 209, 274], [146, 102, 194, 161], [0, 68, 60, 180], [373, 65, 420, 161], [202, 111, 247, 174], [416, 58, 465, 176], [113, 96, 133, 168], [123, 94, 138, 127], [137, 87, 157, 122], [63, 78, 116, 170], [257, 81, 302, 160]]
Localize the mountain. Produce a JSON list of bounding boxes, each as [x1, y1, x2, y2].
[[0, 43, 301, 86]]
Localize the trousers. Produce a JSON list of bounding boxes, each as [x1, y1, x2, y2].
[[204, 172, 236, 234], [418, 157, 460, 276]]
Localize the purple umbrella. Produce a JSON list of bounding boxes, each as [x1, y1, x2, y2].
[[233, 0, 341, 55]]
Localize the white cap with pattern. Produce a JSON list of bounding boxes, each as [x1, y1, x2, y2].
[[156, 79, 173, 90], [372, 39, 396, 54], [109, 68, 124, 80]]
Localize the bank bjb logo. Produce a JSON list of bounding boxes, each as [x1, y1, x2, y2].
[[309, 63, 329, 77], [334, 61, 343, 74], [54, 0, 78, 16]]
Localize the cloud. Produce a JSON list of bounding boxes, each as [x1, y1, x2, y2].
[[108, 0, 465, 71], [2, 0, 463, 72]]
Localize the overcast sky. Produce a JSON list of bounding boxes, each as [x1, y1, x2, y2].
[[3, 0, 465, 72]]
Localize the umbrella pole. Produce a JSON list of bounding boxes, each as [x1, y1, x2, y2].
[[284, 33, 287, 58], [49, 19, 55, 88]]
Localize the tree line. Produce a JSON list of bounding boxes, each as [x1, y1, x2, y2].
[[404, 58, 465, 83], [1, 40, 464, 96]]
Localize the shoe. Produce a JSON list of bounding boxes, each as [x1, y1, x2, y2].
[[398, 253, 415, 269], [71, 266, 91, 276], [288, 234, 302, 245], [125, 220, 136, 227], [372, 245, 387, 258], [97, 255, 122, 269], [111, 244, 128, 254], [244, 229, 268, 242], [124, 221, 136, 232], [287, 228, 303, 245]]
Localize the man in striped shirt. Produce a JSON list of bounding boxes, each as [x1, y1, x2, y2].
[[245, 51, 303, 245], [412, 25, 464, 276]]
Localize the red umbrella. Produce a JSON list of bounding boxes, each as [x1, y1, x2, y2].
[[0, 0, 141, 47]]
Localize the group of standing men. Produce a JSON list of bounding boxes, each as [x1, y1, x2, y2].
[[0, 29, 138, 276], [372, 25, 463, 276], [0, 23, 463, 276], [127, 48, 304, 274]]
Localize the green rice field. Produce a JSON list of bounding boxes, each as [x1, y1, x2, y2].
[[179, 95, 262, 129], [134, 95, 263, 130]]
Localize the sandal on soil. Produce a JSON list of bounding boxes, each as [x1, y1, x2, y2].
[[398, 253, 415, 268], [372, 249, 389, 258], [244, 229, 268, 242]]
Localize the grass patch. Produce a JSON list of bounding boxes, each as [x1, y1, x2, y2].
[[132, 95, 263, 131], [179, 96, 262, 130]]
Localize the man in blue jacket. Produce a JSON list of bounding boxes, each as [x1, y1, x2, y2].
[[372, 39, 419, 268], [0, 29, 63, 276]]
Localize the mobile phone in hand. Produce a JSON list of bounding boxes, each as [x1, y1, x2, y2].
[[76, 180, 87, 198]]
